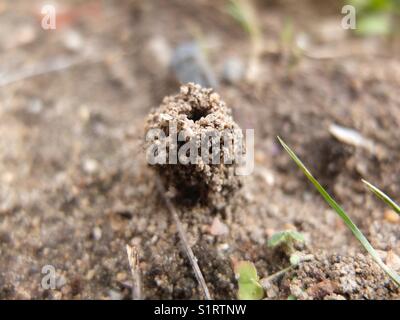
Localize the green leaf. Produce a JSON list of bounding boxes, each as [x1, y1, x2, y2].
[[237, 282, 264, 300], [349, 0, 395, 12], [356, 14, 391, 35], [362, 179, 400, 215], [234, 261, 264, 300], [268, 230, 305, 248], [277, 136, 400, 287], [235, 261, 258, 282]]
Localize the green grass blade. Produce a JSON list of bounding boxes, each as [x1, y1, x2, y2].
[[227, 0, 254, 36], [227, 0, 260, 39], [362, 179, 400, 215], [277, 136, 400, 286]]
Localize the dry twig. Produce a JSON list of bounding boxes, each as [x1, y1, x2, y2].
[[126, 244, 142, 300], [155, 177, 212, 300], [0, 56, 88, 88], [0, 47, 137, 88]]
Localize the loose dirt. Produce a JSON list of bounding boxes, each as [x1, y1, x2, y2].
[[0, 0, 399, 299]]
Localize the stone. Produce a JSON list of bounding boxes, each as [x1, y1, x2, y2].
[[171, 42, 218, 88], [222, 57, 244, 84]]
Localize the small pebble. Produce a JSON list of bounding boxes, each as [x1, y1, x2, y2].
[[52, 291, 63, 300], [92, 227, 102, 241], [85, 269, 96, 281], [222, 57, 244, 84], [217, 243, 230, 251], [260, 168, 275, 186], [2, 172, 14, 183], [171, 42, 218, 88], [384, 209, 399, 223], [116, 272, 127, 282], [83, 159, 99, 174], [146, 36, 171, 70], [260, 278, 279, 298], [386, 250, 400, 271], [56, 275, 67, 289], [15, 24, 36, 47], [79, 106, 91, 122], [324, 294, 346, 300], [209, 217, 229, 236], [28, 99, 43, 114], [63, 30, 84, 51], [108, 289, 123, 300]]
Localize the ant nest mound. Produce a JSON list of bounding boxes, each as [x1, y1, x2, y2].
[[145, 83, 244, 208]]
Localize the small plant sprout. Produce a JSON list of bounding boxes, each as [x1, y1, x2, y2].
[[278, 136, 400, 287], [362, 179, 400, 215], [227, 0, 263, 82], [227, 0, 261, 39], [268, 230, 305, 255], [348, 0, 400, 36], [234, 261, 264, 300]]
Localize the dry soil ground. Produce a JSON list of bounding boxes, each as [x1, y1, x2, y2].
[[0, 0, 399, 299]]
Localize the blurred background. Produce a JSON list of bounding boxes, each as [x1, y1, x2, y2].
[[0, 0, 399, 299]]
